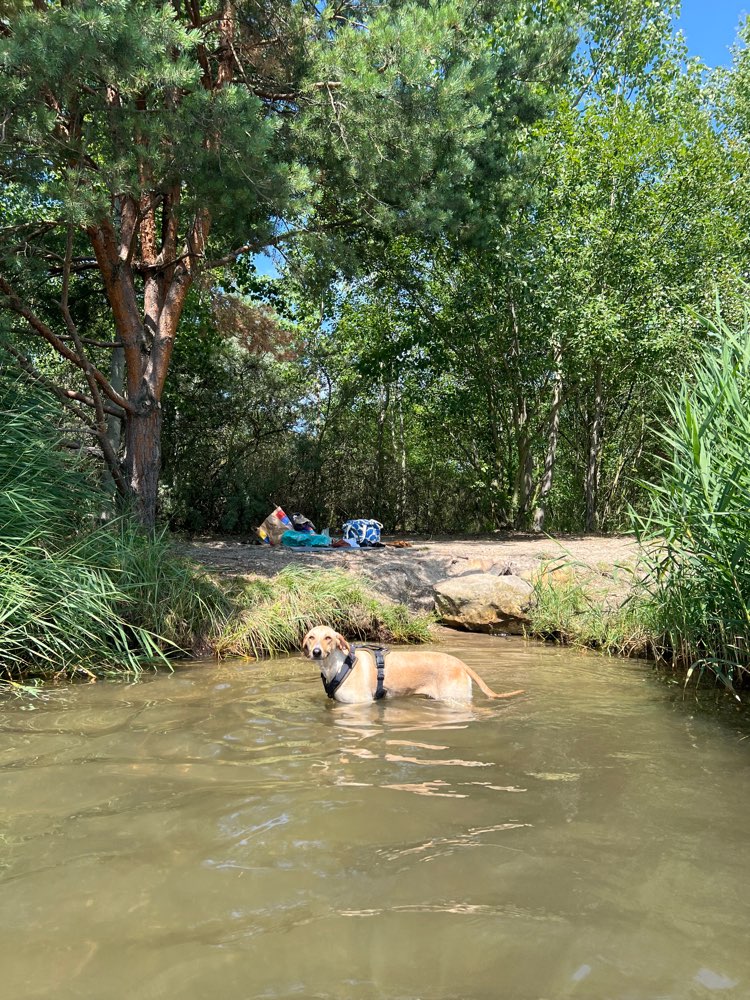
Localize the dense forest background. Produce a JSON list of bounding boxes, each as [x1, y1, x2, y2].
[[3, 0, 750, 537], [160, 2, 750, 537]]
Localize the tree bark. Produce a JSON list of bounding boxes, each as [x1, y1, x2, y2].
[[532, 340, 563, 533], [375, 375, 390, 517], [513, 410, 533, 529], [584, 365, 603, 532], [507, 294, 533, 529], [87, 209, 208, 528], [101, 344, 126, 501], [124, 405, 163, 526]]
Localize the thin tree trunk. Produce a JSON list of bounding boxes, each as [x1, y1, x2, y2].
[[584, 365, 603, 532], [375, 374, 390, 511], [101, 344, 126, 501], [397, 386, 407, 530], [532, 340, 563, 533], [513, 412, 533, 529], [508, 295, 532, 529]]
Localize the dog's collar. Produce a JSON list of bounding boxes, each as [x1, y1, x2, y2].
[[321, 648, 357, 699]]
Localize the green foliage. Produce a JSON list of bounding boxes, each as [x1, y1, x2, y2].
[[214, 566, 433, 659], [528, 566, 660, 658], [633, 311, 750, 692], [160, 285, 313, 533], [0, 373, 166, 677]]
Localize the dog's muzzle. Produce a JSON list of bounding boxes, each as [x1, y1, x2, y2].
[[311, 646, 323, 659]]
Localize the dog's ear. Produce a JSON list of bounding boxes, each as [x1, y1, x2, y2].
[[336, 632, 349, 653]]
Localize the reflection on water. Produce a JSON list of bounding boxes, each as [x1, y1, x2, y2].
[[1, 633, 749, 999]]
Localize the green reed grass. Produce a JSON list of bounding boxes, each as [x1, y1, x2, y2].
[[631, 311, 750, 693], [528, 566, 662, 660], [0, 378, 159, 679]]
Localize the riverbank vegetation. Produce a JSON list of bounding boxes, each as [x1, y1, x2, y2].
[[2, 1, 750, 688], [528, 314, 750, 691], [0, 376, 428, 686]]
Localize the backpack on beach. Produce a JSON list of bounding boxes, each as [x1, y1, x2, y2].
[[342, 519, 383, 547]]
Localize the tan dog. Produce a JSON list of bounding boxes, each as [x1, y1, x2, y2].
[[302, 626, 524, 704]]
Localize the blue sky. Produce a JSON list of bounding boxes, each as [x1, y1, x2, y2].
[[678, 0, 747, 66]]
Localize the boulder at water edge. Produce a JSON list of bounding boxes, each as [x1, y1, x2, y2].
[[433, 573, 534, 634]]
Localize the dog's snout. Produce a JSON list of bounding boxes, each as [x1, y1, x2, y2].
[[311, 645, 323, 658]]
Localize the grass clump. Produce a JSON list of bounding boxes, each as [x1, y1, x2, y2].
[[529, 564, 662, 656], [0, 377, 167, 681], [528, 564, 661, 660], [214, 565, 433, 659]]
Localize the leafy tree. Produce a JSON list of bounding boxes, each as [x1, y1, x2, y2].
[[0, 0, 572, 525], [280, 0, 743, 534]]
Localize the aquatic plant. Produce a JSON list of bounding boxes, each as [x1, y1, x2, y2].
[[632, 312, 750, 693]]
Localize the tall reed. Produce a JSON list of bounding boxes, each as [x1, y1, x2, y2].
[[634, 312, 750, 691], [0, 376, 169, 677]]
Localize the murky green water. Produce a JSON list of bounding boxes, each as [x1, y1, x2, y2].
[[1, 633, 749, 1000]]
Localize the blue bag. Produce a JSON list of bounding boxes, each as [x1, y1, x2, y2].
[[342, 519, 383, 546]]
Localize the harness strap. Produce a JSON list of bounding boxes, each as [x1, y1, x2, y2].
[[373, 647, 387, 700], [321, 649, 356, 699], [320, 643, 389, 700]]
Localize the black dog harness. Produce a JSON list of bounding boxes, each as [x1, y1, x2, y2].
[[321, 643, 388, 701]]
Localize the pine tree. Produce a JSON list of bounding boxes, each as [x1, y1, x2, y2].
[[0, 0, 571, 525]]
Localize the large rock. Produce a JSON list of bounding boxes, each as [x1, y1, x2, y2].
[[433, 573, 534, 634]]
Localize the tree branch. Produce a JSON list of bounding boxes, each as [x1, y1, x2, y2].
[[0, 271, 135, 414]]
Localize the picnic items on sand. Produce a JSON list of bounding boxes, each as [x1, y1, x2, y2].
[[256, 508, 393, 549], [281, 530, 331, 548], [256, 506, 293, 545], [291, 513, 316, 534], [342, 519, 384, 547]]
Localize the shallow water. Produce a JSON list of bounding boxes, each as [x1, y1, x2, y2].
[[1, 634, 749, 1000]]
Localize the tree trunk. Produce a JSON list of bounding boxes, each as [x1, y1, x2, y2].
[[124, 405, 162, 527], [512, 398, 533, 529], [507, 295, 533, 529], [375, 375, 390, 512], [88, 207, 207, 529], [532, 340, 563, 533], [397, 386, 407, 530], [584, 366, 603, 532], [101, 344, 126, 502]]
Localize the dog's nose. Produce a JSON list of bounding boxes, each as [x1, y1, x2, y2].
[[311, 646, 322, 658]]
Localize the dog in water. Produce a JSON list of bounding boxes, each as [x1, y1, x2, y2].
[[301, 626, 524, 705]]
